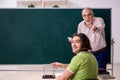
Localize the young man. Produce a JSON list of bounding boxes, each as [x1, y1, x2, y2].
[[51, 33, 98, 80], [77, 8, 107, 70]]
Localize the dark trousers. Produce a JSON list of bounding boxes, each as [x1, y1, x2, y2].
[[93, 50, 107, 69]]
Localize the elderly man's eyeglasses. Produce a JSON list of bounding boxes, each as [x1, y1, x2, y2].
[[83, 13, 93, 17]]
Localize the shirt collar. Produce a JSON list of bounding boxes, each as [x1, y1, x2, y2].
[[77, 51, 84, 55]]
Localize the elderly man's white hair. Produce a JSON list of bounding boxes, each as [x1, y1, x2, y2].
[[82, 7, 94, 15]]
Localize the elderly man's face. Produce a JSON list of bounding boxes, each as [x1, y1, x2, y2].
[[82, 9, 94, 25], [71, 36, 82, 54]]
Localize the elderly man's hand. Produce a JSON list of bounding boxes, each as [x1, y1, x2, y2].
[[91, 25, 97, 32]]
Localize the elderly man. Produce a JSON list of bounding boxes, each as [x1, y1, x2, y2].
[[77, 7, 107, 70]]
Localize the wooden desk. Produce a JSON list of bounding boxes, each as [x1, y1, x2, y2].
[[41, 74, 115, 80], [98, 74, 115, 80]]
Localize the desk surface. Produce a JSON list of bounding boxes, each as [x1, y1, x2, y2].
[[98, 74, 115, 80], [0, 71, 116, 80]]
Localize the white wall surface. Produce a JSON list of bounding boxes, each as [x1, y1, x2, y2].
[[0, 0, 16, 8], [0, 0, 120, 63]]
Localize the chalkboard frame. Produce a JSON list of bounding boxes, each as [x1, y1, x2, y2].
[[0, 8, 111, 64]]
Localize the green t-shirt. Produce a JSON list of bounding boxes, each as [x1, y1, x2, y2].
[[67, 51, 98, 80]]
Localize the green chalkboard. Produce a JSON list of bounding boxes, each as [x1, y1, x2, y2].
[[0, 9, 111, 64]]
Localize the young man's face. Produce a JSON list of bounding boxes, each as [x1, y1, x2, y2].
[[71, 36, 82, 54], [82, 9, 94, 25]]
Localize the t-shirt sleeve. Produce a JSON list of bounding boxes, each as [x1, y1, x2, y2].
[[67, 55, 82, 74]]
